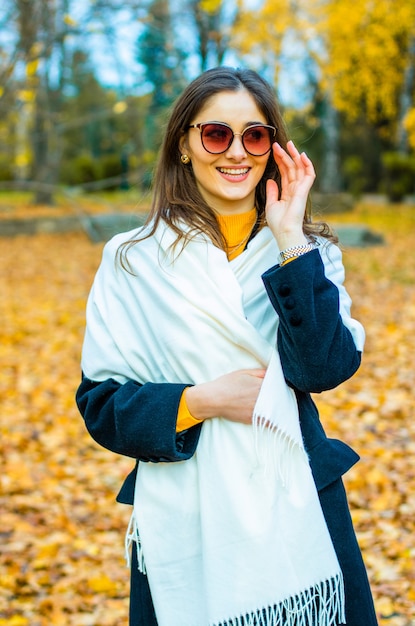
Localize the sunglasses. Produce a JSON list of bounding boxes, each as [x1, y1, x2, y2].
[[187, 121, 277, 156]]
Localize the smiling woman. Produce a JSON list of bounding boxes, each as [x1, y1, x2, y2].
[[180, 90, 273, 214], [76, 66, 378, 626]]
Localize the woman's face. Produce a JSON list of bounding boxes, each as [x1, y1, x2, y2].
[[181, 89, 271, 215]]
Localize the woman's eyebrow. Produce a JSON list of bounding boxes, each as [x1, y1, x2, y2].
[[244, 120, 268, 127]]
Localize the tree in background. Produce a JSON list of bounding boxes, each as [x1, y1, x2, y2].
[[189, 0, 230, 71], [228, 0, 415, 195], [312, 0, 415, 198], [1, 0, 414, 201], [15, 0, 77, 203], [136, 0, 185, 150], [0, 0, 79, 203], [57, 48, 150, 190], [0, 0, 149, 201], [232, 0, 290, 75], [229, 0, 340, 192], [312, 0, 415, 151]]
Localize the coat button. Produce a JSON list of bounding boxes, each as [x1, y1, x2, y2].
[[289, 313, 303, 326], [278, 284, 291, 297], [283, 296, 296, 310]]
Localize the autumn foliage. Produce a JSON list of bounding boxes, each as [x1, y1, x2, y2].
[[0, 200, 414, 625]]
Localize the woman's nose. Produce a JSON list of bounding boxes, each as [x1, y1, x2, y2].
[[225, 134, 247, 159]]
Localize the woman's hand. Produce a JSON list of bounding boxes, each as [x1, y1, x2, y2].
[[185, 368, 266, 424], [265, 140, 316, 251]]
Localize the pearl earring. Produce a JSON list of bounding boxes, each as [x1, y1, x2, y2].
[[180, 154, 191, 164]]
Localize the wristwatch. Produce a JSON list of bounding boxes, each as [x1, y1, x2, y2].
[[279, 243, 315, 266]]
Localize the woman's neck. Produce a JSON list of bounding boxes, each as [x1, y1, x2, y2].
[[216, 208, 258, 260]]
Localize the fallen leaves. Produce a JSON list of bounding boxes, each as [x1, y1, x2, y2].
[[1, 201, 414, 625], [318, 203, 415, 624], [0, 231, 131, 625]]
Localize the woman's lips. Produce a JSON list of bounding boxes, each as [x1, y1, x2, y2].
[[217, 167, 250, 181]]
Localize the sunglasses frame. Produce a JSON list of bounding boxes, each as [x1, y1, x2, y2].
[[187, 121, 277, 156]]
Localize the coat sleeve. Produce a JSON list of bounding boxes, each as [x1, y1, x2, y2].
[[76, 375, 202, 462], [262, 244, 365, 393], [76, 235, 202, 463]]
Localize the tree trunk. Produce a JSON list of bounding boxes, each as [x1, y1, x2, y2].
[[320, 96, 341, 193], [396, 35, 415, 155], [32, 86, 54, 205], [191, 0, 228, 71]]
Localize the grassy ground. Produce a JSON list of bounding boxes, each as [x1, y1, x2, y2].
[[0, 190, 150, 221], [0, 196, 414, 625]]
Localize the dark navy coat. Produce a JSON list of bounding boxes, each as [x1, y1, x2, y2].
[[76, 250, 378, 625]]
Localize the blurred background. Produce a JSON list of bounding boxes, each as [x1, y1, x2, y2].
[[1, 0, 415, 204]]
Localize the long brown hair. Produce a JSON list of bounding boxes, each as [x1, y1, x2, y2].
[[119, 67, 335, 269]]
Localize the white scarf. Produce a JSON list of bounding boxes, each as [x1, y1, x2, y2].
[[82, 222, 354, 626]]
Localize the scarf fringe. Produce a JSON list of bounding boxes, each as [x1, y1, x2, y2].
[[253, 414, 307, 488], [125, 511, 147, 574], [212, 573, 346, 626], [125, 510, 345, 626]]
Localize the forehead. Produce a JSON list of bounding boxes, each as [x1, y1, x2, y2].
[[195, 89, 266, 124]]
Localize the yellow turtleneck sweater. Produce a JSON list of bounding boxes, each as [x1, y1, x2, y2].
[[176, 208, 258, 432]]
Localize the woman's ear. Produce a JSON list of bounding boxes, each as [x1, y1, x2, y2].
[[179, 134, 190, 158]]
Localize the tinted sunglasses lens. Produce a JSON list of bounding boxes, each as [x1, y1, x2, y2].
[[201, 124, 232, 153], [243, 126, 273, 155]]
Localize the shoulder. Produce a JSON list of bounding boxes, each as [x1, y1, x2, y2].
[[102, 225, 149, 259], [99, 223, 161, 277]]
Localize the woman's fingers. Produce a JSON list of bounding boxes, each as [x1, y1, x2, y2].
[[186, 368, 266, 423], [271, 141, 315, 203], [273, 140, 315, 183], [266, 179, 280, 204], [266, 140, 316, 246], [272, 142, 293, 186]]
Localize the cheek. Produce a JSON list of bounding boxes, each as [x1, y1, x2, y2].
[[252, 159, 268, 182], [191, 165, 218, 193], [258, 158, 268, 180], [190, 154, 218, 178], [186, 134, 203, 159]]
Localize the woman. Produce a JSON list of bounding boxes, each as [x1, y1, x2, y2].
[[76, 67, 378, 626]]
